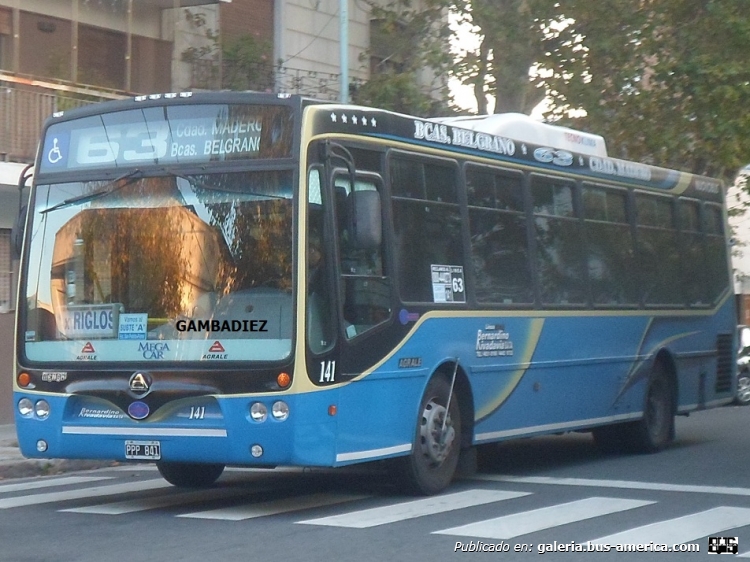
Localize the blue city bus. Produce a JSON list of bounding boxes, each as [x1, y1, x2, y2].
[[13, 92, 736, 494]]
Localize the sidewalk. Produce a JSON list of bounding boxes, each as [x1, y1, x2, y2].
[[0, 424, 116, 480]]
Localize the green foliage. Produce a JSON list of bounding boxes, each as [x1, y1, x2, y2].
[[366, 0, 750, 181], [537, 0, 750, 181], [221, 34, 273, 91], [354, 0, 454, 117], [358, 0, 550, 115], [352, 72, 450, 116]]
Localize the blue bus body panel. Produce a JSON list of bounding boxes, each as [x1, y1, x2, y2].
[[14, 301, 735, 467], [14, 391, 339, 467]]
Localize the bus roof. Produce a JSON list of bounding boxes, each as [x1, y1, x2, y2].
[[432, 113, 608, 158]]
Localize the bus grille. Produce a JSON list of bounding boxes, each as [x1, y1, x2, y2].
[[715, 333, 734, 393]]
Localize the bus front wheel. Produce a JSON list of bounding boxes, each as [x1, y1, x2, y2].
[[156, 461, 225, 487], [398, 375, 461, 495]]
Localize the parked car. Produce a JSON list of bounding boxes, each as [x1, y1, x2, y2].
[[736, 326, 750, 405]]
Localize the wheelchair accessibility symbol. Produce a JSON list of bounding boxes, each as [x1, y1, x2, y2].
[[47, 138, 63, 164]]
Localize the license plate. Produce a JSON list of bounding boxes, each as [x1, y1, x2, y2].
[[125, 440, 161, 460]]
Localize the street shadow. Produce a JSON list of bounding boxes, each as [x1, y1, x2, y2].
[[476, 431, 603, 475]]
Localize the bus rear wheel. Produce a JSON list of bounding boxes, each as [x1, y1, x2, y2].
[[594, 362, 674, 454], [156, 461, 225, 487], [398, 375, 461, 495], [631, 364, 675, 452]]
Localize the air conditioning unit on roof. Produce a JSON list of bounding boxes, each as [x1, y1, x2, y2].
[[432, 113, 608, 157]]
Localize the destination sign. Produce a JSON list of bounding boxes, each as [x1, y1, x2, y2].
[[40, 104, 293, 173], [59, 303, 120, 339]]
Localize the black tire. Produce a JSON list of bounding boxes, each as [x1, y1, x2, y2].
[[593, 362, 674, 454], [397, 375, 461, 495], [736, 373, 750, 406], [156, 461, 225, 487]]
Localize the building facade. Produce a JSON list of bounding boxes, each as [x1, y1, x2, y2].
[[1, 0, 424, 313]]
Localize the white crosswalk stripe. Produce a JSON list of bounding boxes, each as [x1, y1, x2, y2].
[[0, 476, 111, 494], [297, 489, 529, 528], [60, 485, 274, 515], [475, 474, 750, 497], [178, 493, 369, 521], [433, 497, 654, 539], [0, 479, 171, 509], [588, 506, 750, 545]]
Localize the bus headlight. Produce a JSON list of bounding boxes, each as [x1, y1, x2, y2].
[[18, 398, 33, 417], [35, 400, 50, 419], [271, 401, 289, 421], [250, 402, 267, 422]]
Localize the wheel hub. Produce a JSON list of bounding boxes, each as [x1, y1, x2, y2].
[[419, 399, 455, 464]]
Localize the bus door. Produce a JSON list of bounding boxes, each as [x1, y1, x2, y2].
[[305, 156, 396, 385], [331, 172, 391, 348]]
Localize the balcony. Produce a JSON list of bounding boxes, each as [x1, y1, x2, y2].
[[0, 74, 125, 163], [190, 59, 343, 101]]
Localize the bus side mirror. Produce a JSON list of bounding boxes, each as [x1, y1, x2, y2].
[[11, 204, 27, 259], [348, 190, 382, 249]]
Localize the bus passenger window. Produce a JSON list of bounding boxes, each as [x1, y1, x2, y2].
[[583, 185, 637, 306], [390, 157, 463, 304], [531, 176, 586, 305], [467, 166, 532, 305], [635, 194, 682, 305]]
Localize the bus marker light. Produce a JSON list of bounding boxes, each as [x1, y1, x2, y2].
[[328, 405, 337, 416], [18, 372, 31, 387], [250, 444, 263, 458], [36, 440, 48, 453], [277, 372, 291, 388]]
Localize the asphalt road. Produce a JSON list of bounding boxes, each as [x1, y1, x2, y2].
[[0, 405, 749, 562]]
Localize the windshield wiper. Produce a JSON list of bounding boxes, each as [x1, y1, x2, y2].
[[41, 169, 144, 214], [163, 168, 288, 200]]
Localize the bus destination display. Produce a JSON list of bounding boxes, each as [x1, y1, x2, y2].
[[39, 104, 292, 172]]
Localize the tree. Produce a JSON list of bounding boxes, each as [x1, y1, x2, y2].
[[451, 0, 549, 114], [353, 1, 454, 116], [357, 0, 550, 115], [537, 0, 750, 181]]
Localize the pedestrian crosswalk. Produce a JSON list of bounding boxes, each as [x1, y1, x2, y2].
[[298, 489, 528, 528], [1, 469, 750, 551], [588, 506, 750, 547], [432, 497, 654, 540]]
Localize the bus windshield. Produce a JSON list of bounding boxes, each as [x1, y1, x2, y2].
[[22, 170, 294, 363]]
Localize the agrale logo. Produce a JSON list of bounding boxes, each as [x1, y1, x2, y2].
[[202, 341, 228, 360], [129, 372, 151, 395], [77, 341, 97, 360]]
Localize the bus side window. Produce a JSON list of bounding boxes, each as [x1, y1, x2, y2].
[[531, 176, 586, 305], [582, 184, 637, 306], [391, 156, 463, 304]]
